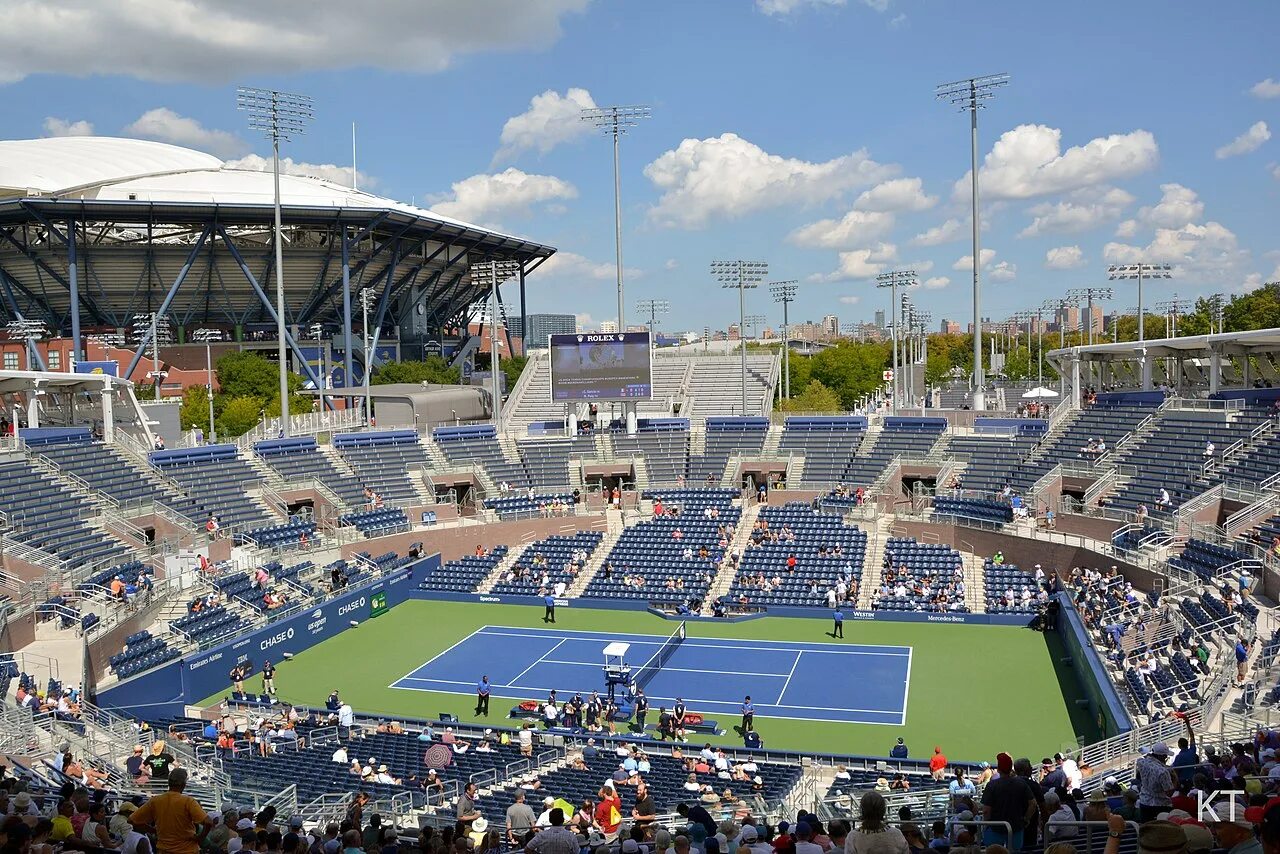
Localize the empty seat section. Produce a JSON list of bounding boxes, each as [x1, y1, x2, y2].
[[687, 417, 768, 484], [777, 417, 866, 489], [150, 445, 275, 530], [843, 418, 946, 489], [432, 425, 529, 489], [611, 423, 690, 487], [255, 437, 366, 506], [335, 430, 430, 505], [0, 455, 128, 568]]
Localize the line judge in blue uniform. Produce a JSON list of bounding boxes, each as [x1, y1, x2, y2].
[[543, 593, 556, 623], [740, 696, 755, 733], [832, 606, 844, 638]]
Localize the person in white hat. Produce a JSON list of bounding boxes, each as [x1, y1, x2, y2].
[[1136, 743, 1175, 822], [536, 796, 558, 828], [468, 817, 490, 849]]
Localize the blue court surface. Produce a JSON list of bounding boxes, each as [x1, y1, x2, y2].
[[391, 625, 912, 726]]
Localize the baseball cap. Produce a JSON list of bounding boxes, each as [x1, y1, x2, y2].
[[288, 816, 304, 829], [228, 839, 243, 854], [741, 827, 759, 842], [1150, 742, 1172, 757], [236, 819, 255, 830], [622, 841, 641, 854], [1138, 821, 1187, 854], [1245, 796, 1280, 823]]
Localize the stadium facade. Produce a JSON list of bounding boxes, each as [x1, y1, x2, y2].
[[0, 136, 556, 391]]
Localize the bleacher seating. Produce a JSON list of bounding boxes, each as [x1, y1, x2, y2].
[[0, 455, 128, 568], [212, 560, 309, 611], [944, 431, 1042, 495], [843, 418, 946, 489], [170, 604, 245, 647], [686, 356, 776, 420], [983, 561, 1042, 613], [688, 417, 768, 485], [340, 508, 410, 537], [254, 437, 366, 506], [30, 428, 188, 509], [242, 517, 316, 549], [1168, 539, 1255, 583], [433, 425, 529, 489], [490, 530, 605, 596], [583, 489, 737, 602], [611, 422, 691, 486], [932, 495, 1013, 525], [725, 503, 866, 607], [874, 537, 968, 612], [334, 430, 430, 506], [484, 493, 576, 519], [1006, 401, 1156, 493], [418, 548, 509, 593], [777, 417, 866, 488], [519, 436, 596, 492], [109, 630, 181, 679], [150, 445, 275, 531]]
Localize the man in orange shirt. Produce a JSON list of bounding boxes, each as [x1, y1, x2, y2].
[[130, 768, 214, 854], [929, 746, 948, 781], [594, 785, 622, 843]]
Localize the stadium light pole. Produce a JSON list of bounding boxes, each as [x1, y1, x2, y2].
[[745, 314, 767, 340], [1011, 310, 1036, 386], [192, 328, 222, 442], [876, 270, 918, 411], [360, 288, 374, 427], [582, 105, 651, 331], [635, 299, 669, 345], [769, 281, 798, 399], [238, 86, 313, 437], [1066, 287, 1113, 347], [712, 261, 768, 416], [1206, 293, 1226, 334], [473, 260, 522, 432], [937, 73, 1008, 411], [1108, 263, 1172, 343]]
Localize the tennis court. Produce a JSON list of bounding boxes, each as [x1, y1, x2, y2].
[[390, 624, 912, 725]]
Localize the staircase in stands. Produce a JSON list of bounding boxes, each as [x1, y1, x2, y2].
[[476, 543, 533, 594], [855, 516, 892, 609], [960, 549, 988, 613], [702, 501, 763, 610], [567, 508, 627, 597]]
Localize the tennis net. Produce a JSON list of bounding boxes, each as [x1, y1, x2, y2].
[[633, 622, 686, 691]]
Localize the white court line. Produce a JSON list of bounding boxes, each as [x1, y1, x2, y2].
[[536, 659, 793, 678], [474, 628, 909, 658], [475, 623, 910, 654], [389, 626, 487, 686], [899, 645, 913, 726], [506, 638, 569, 688], [775, 650, 804, 705], [390, 675, 903, 716]]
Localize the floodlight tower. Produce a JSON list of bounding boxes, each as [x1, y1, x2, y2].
[[910, 310, 932, 407], [1066, 286, 1113, 346], [472, 260, 522, 432], [745, 314, 768, 342], [937, 73, 1009, 411], [769, 281, 798, 399], [712, 261, 768, 415], [1012, 310, 1037, 385], [238, 86, 313, 437], [1043, 297, 1073, 395], [1156, 294, 1189, 338], [1206, 293, 1226, 334], [876, 270, 918, 410], [1108, 263, 1172, 343], [582, 105, 652, 330], [635, 299, 670, 344]]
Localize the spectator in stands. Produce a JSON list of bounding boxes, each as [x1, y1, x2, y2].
[[846, 792, 907, 854], [1158, 487, 1172, 508], [979, 753, 1034, 849], [527, 809, 579, 854], [929, 747, 947, 781], [130, 768, 214, 854], [1236, 637, 1252, 685], [948, 769, 975, 806], [1042, 791, 1078, 841], [889, 738, 908, 759], [144, 740, 175, 782], [1135, 743, 1175, 821], [506, 792, 535, 844], [595, 786, 622, 843], [1212, 814, 1260, 854], [457, 782, 481, 831]]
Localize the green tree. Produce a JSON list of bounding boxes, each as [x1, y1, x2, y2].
[[500, 354, 528, 392], [178, 385, 211, 431], [217, 395, 265, 438], [216, 351, 280, 399], [782, 379, 843, 412], [371, 356, 460, 386], [808, 341, 890, 408]]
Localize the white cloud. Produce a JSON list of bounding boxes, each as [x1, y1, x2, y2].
[[1103, 221, 1250, 283], [1136, 183, 1204, 229], [429, 168, 577, 225], [42, 117, 94, 137], [922, 276, 950, 290], [1252, 79, 1280, 99], [988, 261, 1017, 283], [838, 295, 862, 305], [222, 154, 372, 188], [788, 210, 895, 249], [1273, 163, 1280, 181], [1115, 219, 1138, 238], [909, 218, 962, 247], [756, 0, 844, 14], [809, 243, 897, 282], [573, 312, 593, 330], [887, 13, 907, 27], [954, 124, 1158, 202], [853, 177, 936, 213], [1045, 245, 1085, 270], [538, 251, 639, 283], [494, 87, 596, 163], [664, 259, 679, 271], [952, 248, 996, 271], [0, 1, 591, 84], [1017, 187, 1133, 237], [1215, 121, 1271, 159], [644, 133, 896, 228], [123, 108, 247, 158]]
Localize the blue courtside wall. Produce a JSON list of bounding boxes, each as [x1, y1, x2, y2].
[[1055, 593, 1133, 737], [409, 590, 1033, 626], [97, 554, 438, 717]]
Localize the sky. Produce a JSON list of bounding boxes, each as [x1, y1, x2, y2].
[[1, 0, 1279, 334]]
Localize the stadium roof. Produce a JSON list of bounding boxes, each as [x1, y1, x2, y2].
[[0, 136, 532, 241]]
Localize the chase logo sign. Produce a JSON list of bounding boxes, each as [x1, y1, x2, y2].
[[260, 627, 295, 651], [337, 597, 367, 617]]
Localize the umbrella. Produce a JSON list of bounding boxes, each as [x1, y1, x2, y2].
[[423, 744, 452, 768], [1021, 387, 1060, 399]]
